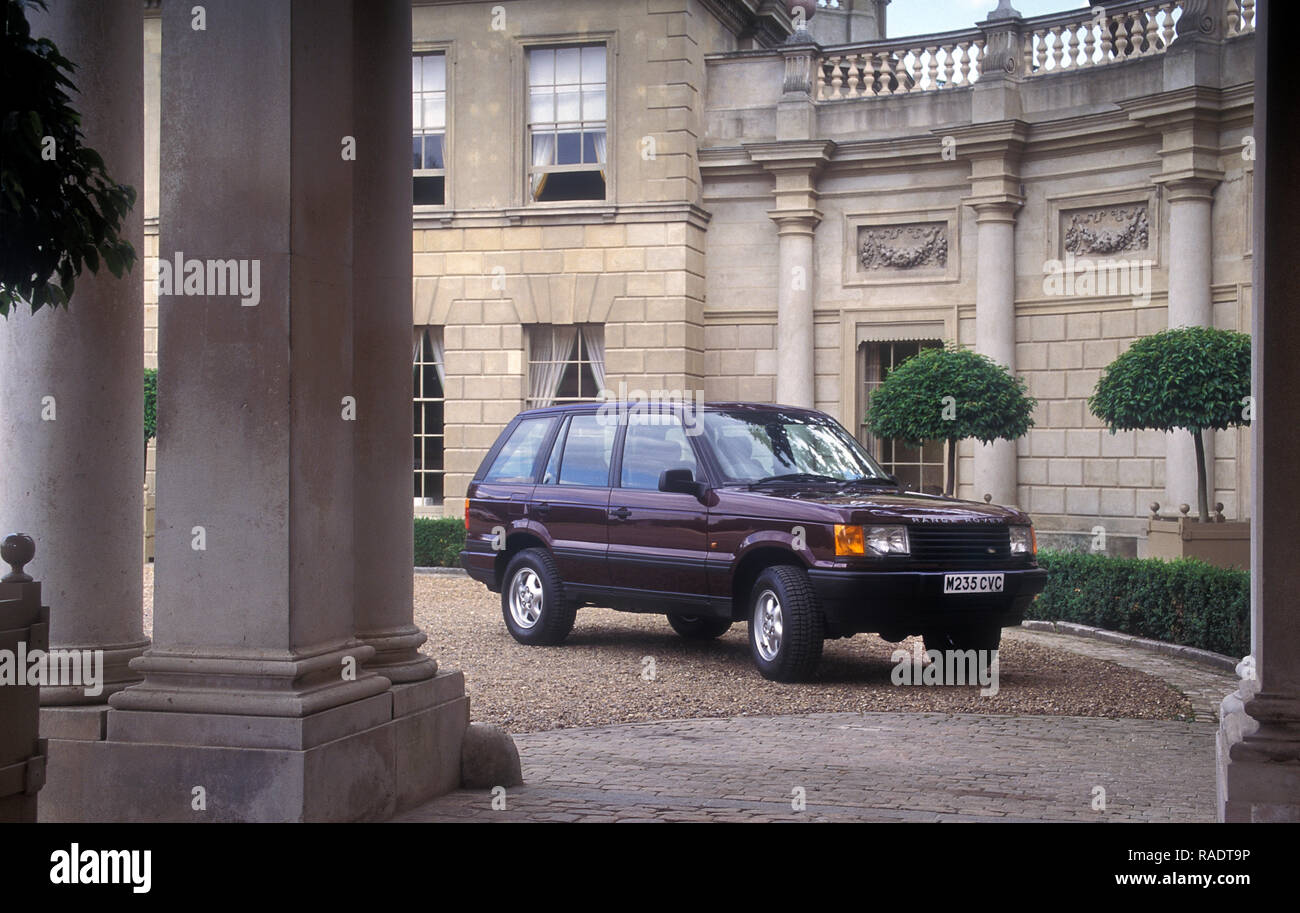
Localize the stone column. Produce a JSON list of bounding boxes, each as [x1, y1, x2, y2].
[[0, 0, 148, 716], [773, 213, 819, 409], [351, 0, 437, 685], [1218, 0, 1300, 822], [1162, 176, 1219, 512], [971, 201, 1021, 506], [751, 142, 832, 411], [38, 0, 470, 823]]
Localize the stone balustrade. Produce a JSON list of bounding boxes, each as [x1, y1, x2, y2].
[[812, 0, 1256, 101]]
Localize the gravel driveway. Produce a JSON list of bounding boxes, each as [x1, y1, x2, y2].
[[141, 566, 1193, 733], [413, 572, 1192, 733]]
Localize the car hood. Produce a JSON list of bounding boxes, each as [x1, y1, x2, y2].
[[714, 485, 1031, 524]]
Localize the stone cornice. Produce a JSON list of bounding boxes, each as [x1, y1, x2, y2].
[[745, 139, 837, 167]]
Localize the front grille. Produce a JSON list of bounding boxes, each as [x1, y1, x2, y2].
[[908, 524, 1011, 562]]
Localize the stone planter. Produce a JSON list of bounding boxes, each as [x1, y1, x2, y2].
[[1146, 516, 1250, 570]]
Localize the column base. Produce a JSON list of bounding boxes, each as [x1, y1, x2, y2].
[[357, 625, 438, 683], [37, 670, 469, 822], [1217, 679, 1300, 822]]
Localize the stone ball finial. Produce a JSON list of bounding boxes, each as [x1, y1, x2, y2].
[[983, 493, 992, 503], [1150, 501, 1161, 517], [1, 533, 36, 583], [1179, 503, 1191, 516], [1215, 502, 1226, 522]]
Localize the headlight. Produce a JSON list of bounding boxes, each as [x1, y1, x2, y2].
[[865, 525, 909, 556], [1010, 525, 1035, 555]]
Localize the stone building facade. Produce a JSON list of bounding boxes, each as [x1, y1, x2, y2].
[[139, 0, 1257, 556]]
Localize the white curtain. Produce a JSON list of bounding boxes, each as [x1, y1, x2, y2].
[[592, 131, 607, 180], [530, 133, 555, 200], [582, 325, 606, 395], [428, 328, 446, 389], [528, 325, 577, 408]]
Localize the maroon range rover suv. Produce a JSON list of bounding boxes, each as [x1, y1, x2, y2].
[[460, 401, 1047, 682]]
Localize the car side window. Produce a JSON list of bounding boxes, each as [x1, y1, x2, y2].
[[620, 417, 698, 490], [557, 414, 615, 487], [540, 416, 569, 485], [482, 417, 552, 483]]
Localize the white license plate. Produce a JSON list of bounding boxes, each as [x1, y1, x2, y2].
[[943, 572, 1005, 595]]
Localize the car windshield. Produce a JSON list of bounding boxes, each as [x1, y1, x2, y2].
[[701, 409, 889, 484]]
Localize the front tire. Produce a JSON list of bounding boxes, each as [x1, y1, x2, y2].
[[501, 548, 576, 646], [667, 614, 732, 640], [747, 565, 824, 682]]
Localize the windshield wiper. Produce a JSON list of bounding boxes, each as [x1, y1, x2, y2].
[[749, 473, 841, 487], [838, 476, 897, 487]]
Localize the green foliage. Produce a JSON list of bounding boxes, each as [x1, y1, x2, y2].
[[414, 517, 465, 567], [865, 345, 1036, 446], [1027, 549, 1249, 657], [143, 367, 157, 444], [1088, 326, 1252, 434], [1, 0, 138, 317]]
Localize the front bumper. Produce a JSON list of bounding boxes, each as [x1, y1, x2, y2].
[[807, 566, 1048, 636]]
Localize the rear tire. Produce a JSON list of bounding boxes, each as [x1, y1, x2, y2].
[[501, 548, 576, 646], [667, 614, 732, 640], [747, 565, 824, 682]]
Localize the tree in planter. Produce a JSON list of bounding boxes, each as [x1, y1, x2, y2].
[[1089, 326, 1251, 524], [865, 345, 1036, 497], [1, 0, 137, 316]]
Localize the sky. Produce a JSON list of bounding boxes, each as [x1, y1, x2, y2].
[[885, 0, 1085, 38]]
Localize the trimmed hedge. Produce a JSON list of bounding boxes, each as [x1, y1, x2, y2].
[[1028, 549, 1249, 657], [414, 517, 465, 567], [144, 367, 157, 443]]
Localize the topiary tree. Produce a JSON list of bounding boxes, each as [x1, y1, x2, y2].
[[1089, 325, 1251, 524], [866, 345, 1036, 497], [1, 0, 137, 316]]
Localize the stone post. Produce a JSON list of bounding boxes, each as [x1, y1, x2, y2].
[[0, 0, 149, 720], [1218, 0, 1300, 822], [351, 0, 437, 685]]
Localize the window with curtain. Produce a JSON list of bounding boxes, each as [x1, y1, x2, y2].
[[526, 324, 605, 408], [414, 326, 446, 505], [859, 339, 945, 494], [413, 53, 447, 206], [527, 44, 607, 202]]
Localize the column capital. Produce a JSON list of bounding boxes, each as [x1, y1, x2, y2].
[[1153, 172, 1222, 202], [946, 120, 1028, 205], [766, 208, 823, 235], [965, 196, 1023, 225]]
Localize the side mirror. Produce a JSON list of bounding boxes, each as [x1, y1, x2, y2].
[[886, 474, 899, 487], [659, 468, 708, 499]]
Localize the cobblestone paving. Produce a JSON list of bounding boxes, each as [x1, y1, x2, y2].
[[1002, 628, 1239, 724], [397, 627, 1235, 823], [395, 711, 1216, 822]]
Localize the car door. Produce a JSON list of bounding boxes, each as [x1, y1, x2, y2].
[[606, 413, 710, 600], [532, 412, 614, 588]]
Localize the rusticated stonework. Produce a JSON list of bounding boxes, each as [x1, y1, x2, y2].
[[858, 223, 948, 271], [1062, 205, 1150, 255]]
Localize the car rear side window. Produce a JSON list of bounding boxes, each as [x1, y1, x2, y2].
[[482, 417, 553, 483], [620, 417, 698, 489], [557, 414, 615, 487]]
